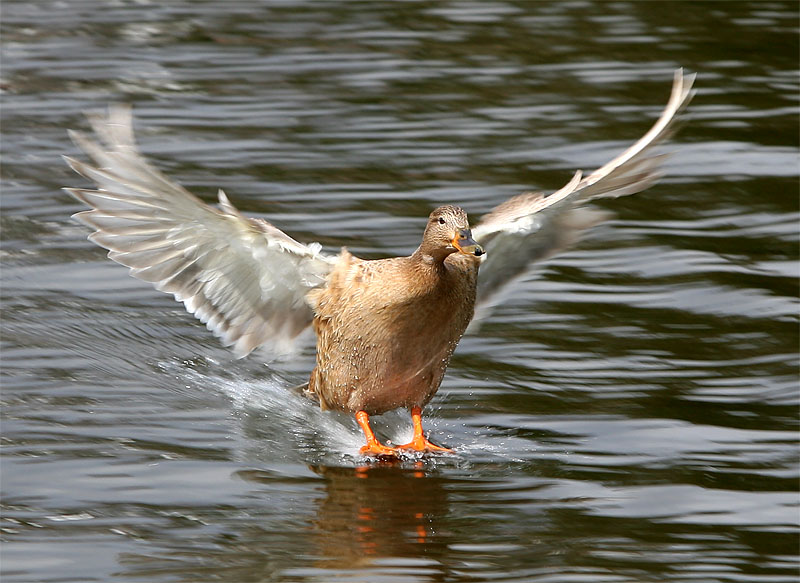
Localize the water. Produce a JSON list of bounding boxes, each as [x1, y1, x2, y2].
[[2, 1, 798, 581]]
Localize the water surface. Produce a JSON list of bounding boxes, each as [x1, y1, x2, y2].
[[2, 1, 798, 582]]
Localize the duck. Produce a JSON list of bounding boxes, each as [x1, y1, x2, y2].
[[64, 70, 694, 457]]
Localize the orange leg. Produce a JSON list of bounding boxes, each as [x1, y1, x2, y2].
[[395, 406, 454, 454], [356, 410, 398, 457]]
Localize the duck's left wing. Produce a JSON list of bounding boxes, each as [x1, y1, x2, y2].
[[471, 69, 695, 309], [64, 105, 337, 358]]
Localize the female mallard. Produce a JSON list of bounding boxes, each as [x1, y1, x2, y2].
[[64, 70, 694, 457]]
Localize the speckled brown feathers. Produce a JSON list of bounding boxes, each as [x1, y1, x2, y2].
[[306, 206, 481, 415]]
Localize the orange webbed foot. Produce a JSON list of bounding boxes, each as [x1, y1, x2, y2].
[[394, 406, 455, 455], [394, 436, 454, 454], [356, 410, 400, 459], [359, 442, 400, 458]]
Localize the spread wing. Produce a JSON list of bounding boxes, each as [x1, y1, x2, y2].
[[64, 105, 337, 358], [472, 68, 695, 308]]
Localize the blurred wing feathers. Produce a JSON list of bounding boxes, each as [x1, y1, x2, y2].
[[472, 69, 695, 309], [65, 106, 337, 358]]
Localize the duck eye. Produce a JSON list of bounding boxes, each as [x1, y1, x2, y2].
[[437, 217, 446, 225]]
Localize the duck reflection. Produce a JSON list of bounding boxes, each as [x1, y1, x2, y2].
[[308, 462, 450, 568]]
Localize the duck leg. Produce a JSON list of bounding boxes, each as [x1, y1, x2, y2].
[[395, 406, 454, 454], [356, 410, 398, 457]]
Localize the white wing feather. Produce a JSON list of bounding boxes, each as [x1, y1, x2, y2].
[[65, 105, 337, 358], [472, 69, 695, 305]]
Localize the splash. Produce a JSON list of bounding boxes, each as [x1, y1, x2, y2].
[[158, 358, 424, 464], [155, 358, 520, 467]]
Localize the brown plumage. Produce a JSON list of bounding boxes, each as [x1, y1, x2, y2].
[[63, 70, 694, 457], [307, 206, 481, 416]]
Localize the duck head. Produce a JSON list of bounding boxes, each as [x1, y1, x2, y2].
[[416, 205, 484, 262]]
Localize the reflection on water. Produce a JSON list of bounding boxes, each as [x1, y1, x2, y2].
[[306, 465, 448, 571], [1, 0, 798, 582]]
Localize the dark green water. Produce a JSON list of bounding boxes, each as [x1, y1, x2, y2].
[[2, 1, 797, 582]]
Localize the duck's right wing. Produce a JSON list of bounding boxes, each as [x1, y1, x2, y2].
[[64, 105, 337, 358]]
